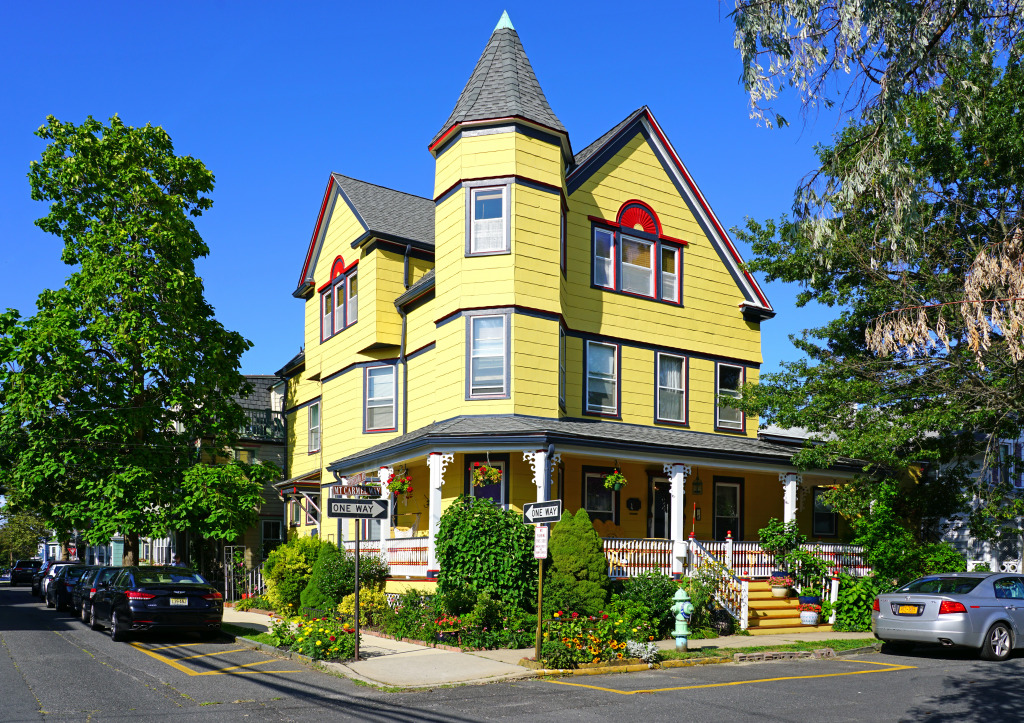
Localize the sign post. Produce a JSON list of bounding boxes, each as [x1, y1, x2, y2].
[[524, 500, 559, 664], [327, 495, 389, 662]]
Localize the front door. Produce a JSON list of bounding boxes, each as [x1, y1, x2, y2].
[[713, 478, 742, 541], [649, 477, 671, 538]]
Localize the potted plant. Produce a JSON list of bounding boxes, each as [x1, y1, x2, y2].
[[387, 471, 413, 500], [799, 602, 822, 625], [471, 461, 502, 486], [798, 586, 822, 606], [768, 573, 794, 598], [434, 613, 462, 643], [603, 469, 628, 491]]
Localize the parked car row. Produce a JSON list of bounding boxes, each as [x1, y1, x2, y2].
[[19, 561, 223, 642]]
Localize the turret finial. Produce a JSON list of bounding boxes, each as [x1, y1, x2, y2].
[[494, 10, 514, 31]]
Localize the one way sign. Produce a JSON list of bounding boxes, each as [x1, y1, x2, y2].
[[523, 499, 562, 525], [327, 499, 389, 519]]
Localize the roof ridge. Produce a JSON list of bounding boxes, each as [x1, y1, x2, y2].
[[331, 173, 431, 202]]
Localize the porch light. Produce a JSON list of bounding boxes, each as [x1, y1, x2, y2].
[[691, 472, 703, 495]]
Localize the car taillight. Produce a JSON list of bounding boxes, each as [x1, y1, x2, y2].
[[202, 592, 223, 601], [90, 588, 97, 595], [126, 591, 156, 600], [873, 598, 880, 611], [939, 600, 967, 614]]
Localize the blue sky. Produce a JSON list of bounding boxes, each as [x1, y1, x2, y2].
[[0, 2, 843, 378]]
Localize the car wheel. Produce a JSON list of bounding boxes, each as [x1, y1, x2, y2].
[[89, 604, 102, 631], [981, 622, 1013, 661], [45, 593, 55, 608], [110, 611, 127, 642]]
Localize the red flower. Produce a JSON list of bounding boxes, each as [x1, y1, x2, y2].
[[473, 462, 480, 467], [571, 612, 579, 619], [329, 635, 336, 641]]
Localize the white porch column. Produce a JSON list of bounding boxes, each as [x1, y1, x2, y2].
[[780, 472, 801, 524], [427, 452, 453, 576], [523, 449, 549, 503], [378, 466, 393, 543], [665, 463, 690, 579]]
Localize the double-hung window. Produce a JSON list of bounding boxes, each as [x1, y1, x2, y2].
[[716, 364, 744, 431], [346, 273, 358, 325], [468, 314, 508, 398], [591, 224, 683, 304], [308, 402, 321, 453], [321, 268, 358, 340], [656, 353, 686, 424], [586, 341, 618, 416], [583, 468, 617, 523], [322, 288, 334, 340], [365, 365, 396, 432], [812, 488, 838, 537], [469, 186, 508, 254]]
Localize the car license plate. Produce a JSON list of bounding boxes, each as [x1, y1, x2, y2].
[[170, 597, 187, 606], [897, 604, 920, 615]]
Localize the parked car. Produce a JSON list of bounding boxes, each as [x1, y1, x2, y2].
[[46, 565, 94, 612], [11, 559, 41, 586], [32, 559, 64, 597], [38, 561, 77, 603], [73, 566, 117, 620], [90, 566, 223, 641], [0, 567, 11, 583], [873, 572, 1024, 661]]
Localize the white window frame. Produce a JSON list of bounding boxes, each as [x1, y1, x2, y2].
[[620, 234, 655, 297], [660, 246, 680, 303], [716, 363, 744, 431], [346, 271, 358, 326], [321, 288, 333, 341], [558, 326, 566, 409], [656, 353, 686, 424], [308, 402, 321, 453], [593, 228, 616, 289], [585, 341, 618, 416], [365, 365, 396, 432], [469, 185, 508, 254], [467, 314, 509, 398]]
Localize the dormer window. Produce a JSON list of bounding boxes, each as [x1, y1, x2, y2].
[[467, 183, 510, 255], [590, 201, 685, 305], [319, 256, 358, 342]]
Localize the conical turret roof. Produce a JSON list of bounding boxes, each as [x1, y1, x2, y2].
[[432, 12, 566, 145]]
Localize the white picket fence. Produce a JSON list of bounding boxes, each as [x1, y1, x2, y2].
[[603, 538, 674, 578]]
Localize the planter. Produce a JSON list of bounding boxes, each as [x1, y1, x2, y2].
[[800, 611, 820, 625], [612, 482, 622, 491], [798, 595, 822, 606], [771, 586, 790, 598], [436, 631, 459, 644]]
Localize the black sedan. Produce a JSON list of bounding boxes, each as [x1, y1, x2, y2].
[[91, 566, 223, 641], [74, 566, 120, 621], [46, 565, 94, 611], [11, 559, 41, 586]]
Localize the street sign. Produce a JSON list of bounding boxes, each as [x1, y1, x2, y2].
[[326, 499, 389, 519], [329, 484, 381, 497], [523, 499, 562, 525], [533, 525, 548, 559]]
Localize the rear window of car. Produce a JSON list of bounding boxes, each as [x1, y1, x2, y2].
[[15, 560, 41, 568], [899, 576, 985, 595], [133, 568, 209, 585], [65, 567, 90, 581]]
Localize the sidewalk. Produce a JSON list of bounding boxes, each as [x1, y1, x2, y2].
[[221, 607, 875, 688]]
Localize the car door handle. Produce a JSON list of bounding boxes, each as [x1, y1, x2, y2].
[[1006, 606, 1017, 611]]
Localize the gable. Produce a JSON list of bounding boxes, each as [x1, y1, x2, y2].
[[568, 109, 773, 320]]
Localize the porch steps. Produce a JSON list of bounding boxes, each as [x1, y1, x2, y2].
[[744, 580, 833, 636]]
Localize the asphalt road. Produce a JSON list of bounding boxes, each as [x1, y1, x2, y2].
[[0, 582, 1017, 721]]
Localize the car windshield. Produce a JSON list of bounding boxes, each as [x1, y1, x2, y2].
[[65, 567, 90, 581], [898, 576, 985, 595], [133, 569, 208, 585]]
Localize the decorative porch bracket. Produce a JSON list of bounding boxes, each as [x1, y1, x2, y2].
[[427, 452, 453, 574], [780, 473, 801, 524], [664, 463, 691, 578]]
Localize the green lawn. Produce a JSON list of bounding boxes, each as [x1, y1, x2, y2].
[[660, 638, 876, 661]]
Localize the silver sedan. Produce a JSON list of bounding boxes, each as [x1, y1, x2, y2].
[[872, 572, 1024, 660]]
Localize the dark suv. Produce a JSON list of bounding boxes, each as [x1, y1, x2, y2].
[[12, 560, 42, 586]]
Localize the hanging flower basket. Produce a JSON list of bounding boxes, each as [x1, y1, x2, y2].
[[471, 462, 502, 486], [387, 473, 413, 499], [603, 469, 628, 491]]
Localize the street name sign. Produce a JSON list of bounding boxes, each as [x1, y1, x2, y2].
[[329, 484, 381, 497], [523, 500, 562, 525], [533, 525, 549, 559], [327, 499, 389, 519]]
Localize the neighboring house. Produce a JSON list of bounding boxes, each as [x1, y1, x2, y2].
[[276, 13, 861, 590]]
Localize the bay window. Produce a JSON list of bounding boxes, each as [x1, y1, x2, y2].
[[591, 224, 683, 304], [320, 267, 358, 341]]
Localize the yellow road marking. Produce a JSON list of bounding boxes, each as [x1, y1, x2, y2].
[[546, 660, 915, 695], [129, 643, 303, 676], [176, 648, 248, 660], [147, 643, 207, 651]]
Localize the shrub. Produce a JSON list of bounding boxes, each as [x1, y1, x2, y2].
[[299, 547, 389, 612], [263, 537, 331, 612], [290, 617, 358, 660], [546, 509, 608, 616], [833, 574, 895, 632], [337, 587, 390, 628], [436, 495, 536, 610], [379, 589, 439, 641], [540, 612, 633, 668], [234, 593, 271, 612], [612, 569, 677, 639]]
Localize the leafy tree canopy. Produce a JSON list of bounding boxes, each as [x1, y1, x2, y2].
[[0, 505, 49, 565], [0, 115, 262, 564]]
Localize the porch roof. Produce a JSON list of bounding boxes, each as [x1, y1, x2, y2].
[[326, 414, 858, 474]]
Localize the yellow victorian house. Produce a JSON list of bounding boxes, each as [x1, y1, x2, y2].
[[275, 13, 866, 620]]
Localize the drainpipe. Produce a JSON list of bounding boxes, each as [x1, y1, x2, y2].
[[396, 244, 412, 435]]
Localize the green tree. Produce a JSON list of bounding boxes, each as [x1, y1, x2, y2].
[[0, 115, 258, 565], [0, 505, 49, 565], [435, 495, 536, 611], [546, 509, 608, 616], [736, 41, 1024, 554]]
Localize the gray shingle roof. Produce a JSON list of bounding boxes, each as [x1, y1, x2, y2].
[[571, 107, 647, 172], [236, 375, 278, 410], [396, 268, 435, 308], [432, 26, 565, 145], [275, 350, 305, 378], [332, 174, 434, 247], [328, 414, 816, 472]]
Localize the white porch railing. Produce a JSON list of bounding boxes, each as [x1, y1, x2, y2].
[[342, 538, 430, 578], [246, 568, 266, 598], [686, 538, 749, 630], [603, 538, 674, 578], [680, 539, 869, 579]]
